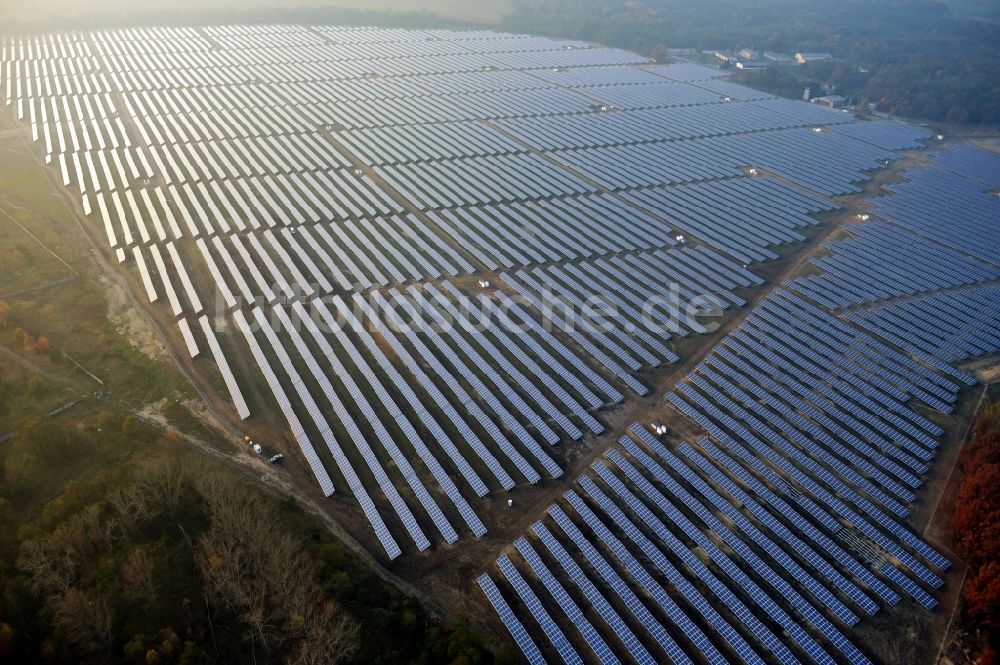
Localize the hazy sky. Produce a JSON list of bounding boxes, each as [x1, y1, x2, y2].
[[0, 0, 507, 29]]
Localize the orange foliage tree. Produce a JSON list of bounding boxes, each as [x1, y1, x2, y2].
[[953, 398, 1000, 646], [35, 336, 51, 354], [14, 328, 33, 353]]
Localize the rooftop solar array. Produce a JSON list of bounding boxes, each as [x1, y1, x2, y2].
[[5, 21, 996, 662]]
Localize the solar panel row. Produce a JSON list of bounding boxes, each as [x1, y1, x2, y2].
[[498, 245, 762, 380], [844, 284, 1000, 364], [830, 121, 932, 150], [625, 430, 862, 625], [425, 193, 674, 269], [602, 453, 840, 663], [375, 153, 597, 209], [338, 121, 523, 165], [929, 143, 1000, 186], [567, 79, 727, 109], [787, 222, 999, 308], [53, 43, 646, 88], [661, 292, 955, 588], [869, 162, 1000, 264], [628, 175, 837, 263], [495, 98, 852, 152], [316, 86, 600, 129], [554, 125, 903, 195]]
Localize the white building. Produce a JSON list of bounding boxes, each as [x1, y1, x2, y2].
[[796, 52, 834, 64], [812, 94, 847, 108]]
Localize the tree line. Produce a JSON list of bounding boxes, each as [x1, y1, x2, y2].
[[952, 393, 1000, 664], [501, 0, 1000, 126]]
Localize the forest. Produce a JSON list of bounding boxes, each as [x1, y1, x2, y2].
[[0, 408, 514, 665], [952, 393, 1000, 664], [500, 0, 1000, 126]]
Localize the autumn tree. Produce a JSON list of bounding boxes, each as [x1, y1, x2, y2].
[[14, 327, 33, 352], [18, 503, 108, 599], [287, 603, 360, 665], [122, 547, 159, 613], [106, 485, 148, 538], [35, 336, 51, 354], [194, 470, 359, 662], [54, 587, 114, 654], [17, 538, 76, 597], [2, 429, 465, 664], [954, 397, 1000, 648], [133, 451, 187, 517], [965, 561, 1000, 627]]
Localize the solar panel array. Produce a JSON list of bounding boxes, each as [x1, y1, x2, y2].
[[649, 62, 728, 82], [549, 126, 905, 195], [499, 245, 763, 394], [868, 161, 1000, 264], [627, 176, 838, 263], [786, 221, 1000, 308], [830, 121, 932, 150], [480, 422, 933, 664], [6, 23, 995, 663], [844, 284, 1000, 363], [928, 142, 1000, 186], [2, 24, 974, 578], [481, 282, 964, 661], [424, 194, 675, 269], [494, 99, 851, 151], [479, 148, 995, 658]]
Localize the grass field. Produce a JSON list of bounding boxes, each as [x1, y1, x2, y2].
[[0, 108, 194, 413], [0, 143, 77, 296], [0, 362, 74, 434]]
